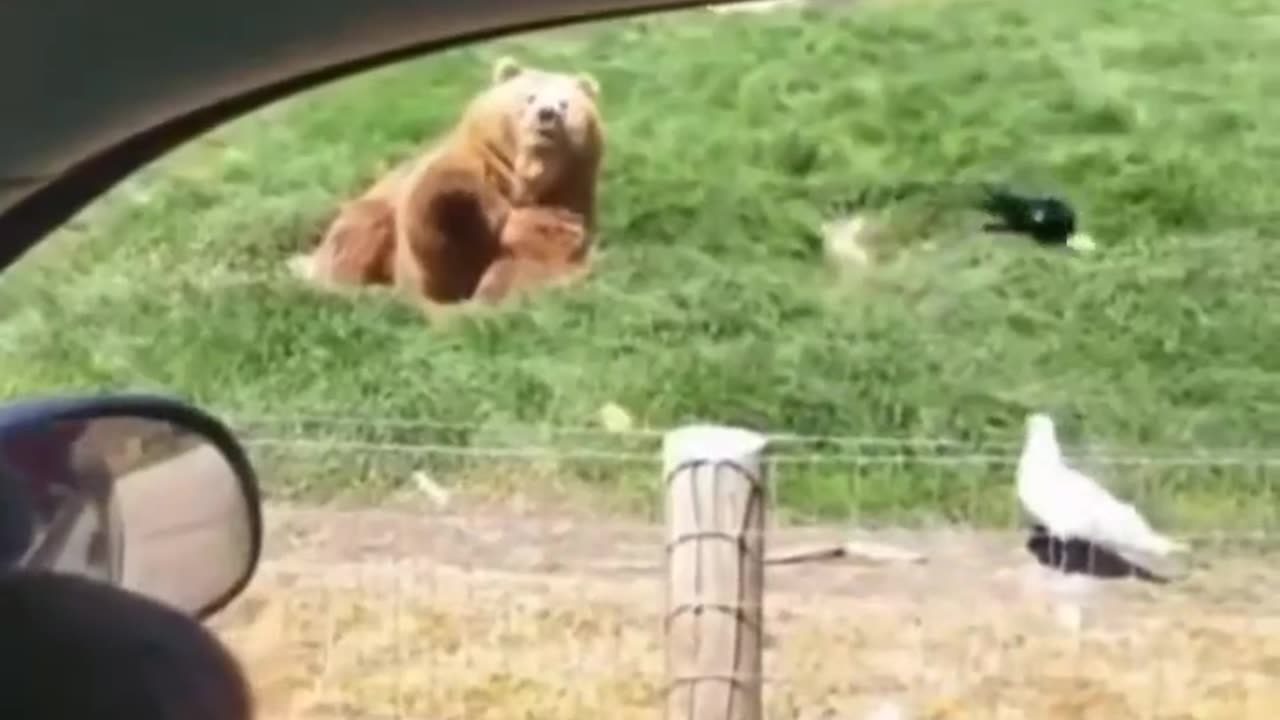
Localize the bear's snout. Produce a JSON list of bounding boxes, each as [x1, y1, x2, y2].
[[536, 106, 559, 124]]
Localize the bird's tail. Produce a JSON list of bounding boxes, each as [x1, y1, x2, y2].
[[1139, 529, 1190, 557]]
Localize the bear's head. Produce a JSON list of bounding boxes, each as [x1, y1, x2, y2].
[[489, 57, 604, 208], [491, 56, 602, 154], [454, 57, 605, 218]]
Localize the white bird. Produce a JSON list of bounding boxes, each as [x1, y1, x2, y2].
[[1016, 412, 1188, 569]]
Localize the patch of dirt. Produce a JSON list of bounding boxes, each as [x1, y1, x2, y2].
[[208, 499, 1280, 720]]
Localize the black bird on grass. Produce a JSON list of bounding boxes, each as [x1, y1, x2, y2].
[[979, 186, 1075, 243], [978, 184, 1092, 252]]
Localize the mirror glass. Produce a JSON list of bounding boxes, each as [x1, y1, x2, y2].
[[0, 413, 256, 616]]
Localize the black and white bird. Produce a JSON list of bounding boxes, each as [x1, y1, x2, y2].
[[973, 184, 1096, 253], [1016, 412, 1188, 573]]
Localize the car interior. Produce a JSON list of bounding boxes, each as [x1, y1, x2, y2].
[[3, 0, 1278, 717], [0, 0, 706, 271]]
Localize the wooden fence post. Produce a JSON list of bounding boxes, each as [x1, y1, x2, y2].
[[663, 424, 769, 720]]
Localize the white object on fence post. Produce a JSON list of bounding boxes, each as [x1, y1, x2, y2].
[[663, 424, 769, 720]]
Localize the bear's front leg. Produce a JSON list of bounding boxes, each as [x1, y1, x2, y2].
[[395, 164, 509, 305]]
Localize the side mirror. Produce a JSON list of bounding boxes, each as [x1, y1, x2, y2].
[[0, 394, 262, 620]]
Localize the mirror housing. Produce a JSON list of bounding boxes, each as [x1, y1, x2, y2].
[[0, 394, 263, 620]]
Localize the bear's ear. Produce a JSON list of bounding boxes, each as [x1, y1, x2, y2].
[[576, 73, 601, 100], [493, 56, 524, 83]]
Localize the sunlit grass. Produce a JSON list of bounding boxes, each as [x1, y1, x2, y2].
[[2, 0, 1279, 526]]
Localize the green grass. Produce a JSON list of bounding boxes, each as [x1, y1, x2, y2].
[[4, 0, 1280, 529]]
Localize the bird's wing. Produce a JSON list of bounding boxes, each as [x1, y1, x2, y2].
[[1060, 465, 1174, 553], [1032, 462, 1124, 540], [1023, 456, 1184, 557], [1059, 463, 1120, 507], [1093, 495, 1183, 556]]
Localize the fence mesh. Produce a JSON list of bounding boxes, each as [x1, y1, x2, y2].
[[204, 414, 1280, 719]]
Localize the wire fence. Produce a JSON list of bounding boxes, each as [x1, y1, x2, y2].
[[224, 411, 1280, 541], [205, 415, 1280, 719], [243, 434, 1280, 467]]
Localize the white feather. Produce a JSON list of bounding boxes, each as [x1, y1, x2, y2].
[[1017, 413, 1188, 559]]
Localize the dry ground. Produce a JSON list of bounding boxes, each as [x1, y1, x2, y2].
[[208, 498, 1280, 720]]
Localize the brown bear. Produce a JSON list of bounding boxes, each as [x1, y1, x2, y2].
[[289, 56, 605, 308], [391, 56, 605, 306]]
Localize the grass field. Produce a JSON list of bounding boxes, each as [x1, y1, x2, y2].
[[3, 0, 1280, 527]]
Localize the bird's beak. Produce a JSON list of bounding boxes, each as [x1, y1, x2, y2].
[[1065, 233, 1098, 254]]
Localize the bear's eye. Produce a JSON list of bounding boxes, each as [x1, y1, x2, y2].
[[525, 93, 537, 105]]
